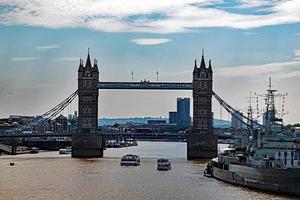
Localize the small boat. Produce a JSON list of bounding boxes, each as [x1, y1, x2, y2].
[[113, 142, 122, 148], [59, 147, 72, 154], [120, 154, 140, 166], [157, 158, 171, 171], [30, 147, 39, 154]]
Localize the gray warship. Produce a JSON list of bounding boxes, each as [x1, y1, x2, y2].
[[205, 78, 300, 196]]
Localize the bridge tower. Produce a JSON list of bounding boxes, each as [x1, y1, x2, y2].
[[72, 51, 103, 158], [187, 51, 217, 159]]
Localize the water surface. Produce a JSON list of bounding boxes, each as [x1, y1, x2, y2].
[[0, 142, 296, 200]]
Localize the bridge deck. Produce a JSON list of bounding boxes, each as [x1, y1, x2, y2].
[[97, 82, 193, 90]]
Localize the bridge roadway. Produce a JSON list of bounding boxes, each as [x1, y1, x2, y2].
[[0, 131, 233, 140], [97, 82, 193, 90], [0, 132, 187, 140]]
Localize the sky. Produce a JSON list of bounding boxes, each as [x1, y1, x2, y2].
[[0, 0, 300, 124]]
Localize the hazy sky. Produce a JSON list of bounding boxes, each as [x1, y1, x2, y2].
[[0, 0, 300, 124]]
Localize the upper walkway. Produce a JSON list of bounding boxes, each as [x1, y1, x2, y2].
[[97, 82, 193, 90]]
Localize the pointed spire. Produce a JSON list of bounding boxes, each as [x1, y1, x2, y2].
[[208, 59, 212, 72], [92, 58, 99, 72], [200, 48, 206, 69], [85, 48, 92, 69], [78, 58, 84, 72], [193, 59, 198, 73]]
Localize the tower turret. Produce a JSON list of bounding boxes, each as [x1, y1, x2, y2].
[[92, 58, 99, 80], [85, 49, 92, 70], [193, 59, 198, 73], [208, 59, 213, 80], [208, 59, 212, 72], [78, 58, 84, 78], [199, 49, 206, 69], [78, 59, 84, 71]]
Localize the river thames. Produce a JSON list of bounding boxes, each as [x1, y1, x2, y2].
[[0, 142, 297, 200]]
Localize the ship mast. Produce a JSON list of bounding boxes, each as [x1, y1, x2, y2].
[[255, 77, 287, 134], [246, 91, 255, 129]]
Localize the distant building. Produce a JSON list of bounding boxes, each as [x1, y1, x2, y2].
[[8, 115, 34, 125], [68, 111, 78, 131], [231, 111, 243, 129], [53, 115, 69, 133], [176, 98, 191, 129], [169, 111, 177, 124], [295, 127, 300, 138], [147, 119, 167, 125]]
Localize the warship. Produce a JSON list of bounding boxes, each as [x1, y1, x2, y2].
[[205, 78, 300, 196]]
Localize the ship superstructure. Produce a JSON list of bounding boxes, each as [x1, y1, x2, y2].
[[206, 78, 300, 196]]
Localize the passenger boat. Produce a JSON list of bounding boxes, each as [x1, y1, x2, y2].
[[120, 154, 140, 166], [59, 147, 72, 154], [30, 147, 39, 154], [157, 158, 171, 170]]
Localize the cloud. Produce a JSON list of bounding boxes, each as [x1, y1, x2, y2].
[[53, 57, 79, 61], [0, 0, 300, 33], [131, 38, 172, 45], [243, 32, 259, 35], [236, 0, 277, 9], [11, 57, 40, 61], [294, 49, 300, 58], [162, 49, 300, 81], [215, 60, 300, 81], [218, 48, 300, 82], [35, 44, 59, 50]]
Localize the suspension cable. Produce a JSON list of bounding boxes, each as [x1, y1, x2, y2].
[[212, 91, 264, 129]]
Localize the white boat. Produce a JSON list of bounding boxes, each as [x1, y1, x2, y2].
[[59, 147, 72, 154], [30, 147, 39, 154], [157, 158, 171, 170], [120, 154, 140, 166]]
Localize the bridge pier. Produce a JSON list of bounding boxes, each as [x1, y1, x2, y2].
[[187, 132, 217, 159], [11, 145, 17, 155], [72, 130, 103, 158]]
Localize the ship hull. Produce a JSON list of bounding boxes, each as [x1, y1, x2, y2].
[[212, 165, 300, 197]]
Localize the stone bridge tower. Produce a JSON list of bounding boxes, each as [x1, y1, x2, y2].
[[72, 51, 103, 158], [187, 51, 217, 159]]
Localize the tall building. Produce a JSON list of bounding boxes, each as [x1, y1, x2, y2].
[[188, 51, 217, 159], [54, 115, 68, 133], [73, 51, 103, 158], [77, 51, 99, 132], [231, 111, 243, 129], [192, 52, 213, 133], [169, 111, 177, 124], [176, 98, 191, 129]]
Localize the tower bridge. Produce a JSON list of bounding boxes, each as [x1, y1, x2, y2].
[[0, 50, 261, 159], [73, 51, 217, 159]]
